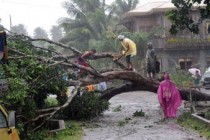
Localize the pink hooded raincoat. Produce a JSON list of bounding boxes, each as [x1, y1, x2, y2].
[[157, 74, 182, 118]]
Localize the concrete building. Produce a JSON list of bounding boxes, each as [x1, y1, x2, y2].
[[122, 1, 210, 73]]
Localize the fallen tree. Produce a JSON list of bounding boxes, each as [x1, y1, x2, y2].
[[3, 30, 210, 133]]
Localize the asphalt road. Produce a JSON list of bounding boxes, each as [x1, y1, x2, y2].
[[200, 87, 210, 94], [82, 91, 205, 140]]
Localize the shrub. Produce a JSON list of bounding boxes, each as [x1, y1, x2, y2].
[[133, 109, 145, 117], [44, 96, 59, 107], [170, 70, 193, 89], [62, 91, 109, 119]]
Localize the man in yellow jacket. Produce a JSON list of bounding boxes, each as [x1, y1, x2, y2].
[[116, 35, 137, 70]]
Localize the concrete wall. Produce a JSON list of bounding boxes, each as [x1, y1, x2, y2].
[[158, 49, 210, 73], [126, 10, 210, 72]]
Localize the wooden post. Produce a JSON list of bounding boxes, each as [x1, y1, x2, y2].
[[190, 86, 196, 113], [182, 81, 196, 112]]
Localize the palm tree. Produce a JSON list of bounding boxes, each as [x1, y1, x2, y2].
[[112, 0, 139, 17], [50, 26, 63, 42], [58, 0, 139, 52], [11, 24, 28, 36], [33, 27, 49, 47], [33, 27, 48, 39], [59, 0, 109, 50]]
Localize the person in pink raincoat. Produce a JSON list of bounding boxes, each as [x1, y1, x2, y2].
[[157, 73, 182, 118]]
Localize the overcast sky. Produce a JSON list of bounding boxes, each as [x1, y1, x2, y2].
[[0, 0, 67, 36], [0, 0, 168, 36]]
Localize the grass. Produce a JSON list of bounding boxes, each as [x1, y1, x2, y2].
[[113, 105, 123, 112], [45, 120, 83, 140], [117, 117, 132, 127], [133, 109, 145, 117], [177, 112, 210, 139]]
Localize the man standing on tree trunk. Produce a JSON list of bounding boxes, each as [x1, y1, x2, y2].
[[145, 42, 157, 80], [116, 35, 137, 71], [77, 49, 96, 77]]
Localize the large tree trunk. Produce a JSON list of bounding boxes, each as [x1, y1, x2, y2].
[[71, 70, 210, 101], [100, 82, 210, 101]]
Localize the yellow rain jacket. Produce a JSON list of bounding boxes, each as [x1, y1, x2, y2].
[[120, 38, 137, 56]]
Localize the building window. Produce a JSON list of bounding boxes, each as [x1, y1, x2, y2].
[[179, 58, 192, 70], [206, 22, 210, 34], [206, 58, 210, 68]]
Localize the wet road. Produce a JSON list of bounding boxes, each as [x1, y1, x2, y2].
[[201, 88, 210, 94], [82, 91, 205, 140]]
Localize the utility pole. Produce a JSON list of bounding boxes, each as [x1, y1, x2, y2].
[[9, 14, 12, 30]]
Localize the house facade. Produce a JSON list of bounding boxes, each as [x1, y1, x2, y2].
[[122, 1, 210, 73]]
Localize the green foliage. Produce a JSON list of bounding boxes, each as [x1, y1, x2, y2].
[[170, 70, 193, 89], [45, 121, 83, 140], [166, 0, 210, 34], [117, 117, 131, 127], [177, 112, 210, 139], [62, 91, 109, 119], [23, 129, 48, 140], [11, 24, 28, 36], [2, 36, 68, 136], [22, 121, 83, 140], [117, 120, 127, 127], [132, 109, 145, 117], [60, 0, 110, 50], [5, 78, 29, 106], [114, 0, 139, 16], [60, 0, 141, 52], [16, 122, 25, 138], [44, 97, 59, 108]]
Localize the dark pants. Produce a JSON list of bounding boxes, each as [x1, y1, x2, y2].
[[126, 55, 131, 63]]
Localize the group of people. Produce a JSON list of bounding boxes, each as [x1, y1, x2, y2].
[[77, 34, 159, 80], [115, 35, 159, 78], [76, 34, 182, 119], [77, 35, 137, 74]]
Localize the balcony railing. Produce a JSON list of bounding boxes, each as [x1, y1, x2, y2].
[[165, 38, 210, 48]]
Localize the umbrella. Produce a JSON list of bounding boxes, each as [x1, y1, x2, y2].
[[206, 66, 210, 73], [188, 68, 201, 76]]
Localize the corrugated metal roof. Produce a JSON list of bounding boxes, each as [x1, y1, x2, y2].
[[123, 1, 174, 17], [123, 1, 205, 18]]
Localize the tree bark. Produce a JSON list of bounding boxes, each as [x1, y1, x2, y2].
[[100, 81, 210, 101]]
